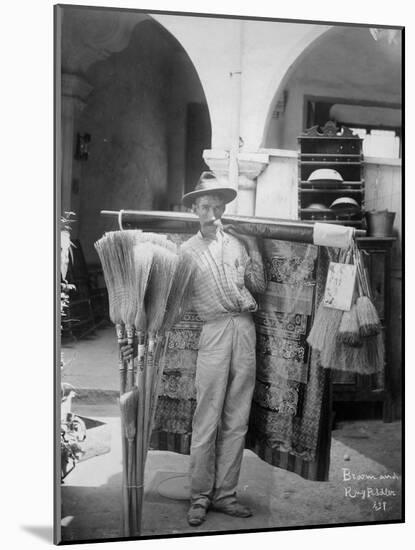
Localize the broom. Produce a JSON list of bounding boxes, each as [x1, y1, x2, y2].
[[131, 231, 175, 385], [353, 243, 382, 338], [337, 303, 362, 347], [129, 241, 153, 535], [321, 255, 384, 374], [116, 231, 140, 392], [307, 247, 353, 368], [142, 244, 178, 463], [362, 331, 385, 373], [326, 329, 385, 375], [95, 233, 128, 380], [94, 232, 132, 535], [132, 242, 155, 383], [95, 230, 154, 536], [146, 250, 196, 451], [337, 248, 361, 347]]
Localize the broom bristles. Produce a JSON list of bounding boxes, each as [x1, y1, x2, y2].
[[363, 332, 385, 373], [307, 302, 343, 354], [337, 305, 362, 347], [95, 234, 126, 324], [133, 243, 154, 332], [135, 232, 177, 253], [146, 245, 179, 335], [162, 252, 196, 331], [323, 329, 384, 374], [355, 296, 381, 337]]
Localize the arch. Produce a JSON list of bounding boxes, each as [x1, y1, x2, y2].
[[150, 14, 214, 139], [259, 26, 333, 148], [261, 24, 402, 149]]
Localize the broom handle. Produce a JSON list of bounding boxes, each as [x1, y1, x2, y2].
[[145, 333, 164, 451], [132, 331, 146, 535], [127, 438, 137, 535], [126, 325, 136, 392], [135, 331, 146, 387], [116, 324, 127, 395], [143, 334, 156, 466], [115, 325, 131, 535], [119, 419, 130, 536], [135, 345, 146, 536], [354, 243, 372, 298]]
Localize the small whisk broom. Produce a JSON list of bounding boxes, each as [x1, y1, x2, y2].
[[353, 242, 381, 338], [337, 250, 361, 348], [307, 248, 348, 364]]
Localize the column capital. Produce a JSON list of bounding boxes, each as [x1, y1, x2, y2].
[[202, 149, 230, 179], [203, 149, 270, 216], [237, 152, 269, 181], [203, 149, 270, 182]]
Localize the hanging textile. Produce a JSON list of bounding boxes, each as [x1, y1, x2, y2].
[[246, 241, 332, 481], [150, 235, 333, 481]]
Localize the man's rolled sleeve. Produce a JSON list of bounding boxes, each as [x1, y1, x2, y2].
[[244, 249, 267, 294]]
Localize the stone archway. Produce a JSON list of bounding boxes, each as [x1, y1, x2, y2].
[[259, 25, 333, 149], [261, 25, 402, 149], [58, 5, 212, 263]]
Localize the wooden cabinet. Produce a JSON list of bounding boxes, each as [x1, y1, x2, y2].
[[297, 121, 365, 227], [332, 237, 395, 422]]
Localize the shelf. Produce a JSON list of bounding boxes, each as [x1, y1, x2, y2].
[[299, 188, 364, 194], [300, 153, 362, 158], [298, 136, 363, 141], [300, 180, 364, 187], [298, 124, 364, 228], [299, 161, 363, 166]]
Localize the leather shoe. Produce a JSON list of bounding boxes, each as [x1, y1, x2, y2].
[[211, 500, 252, 518], [187, 503, 207, 526]]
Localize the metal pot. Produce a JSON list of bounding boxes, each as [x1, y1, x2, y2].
[[365, 210, 396, 237]]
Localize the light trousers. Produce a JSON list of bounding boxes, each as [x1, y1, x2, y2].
[[189, 313, 256, 507]]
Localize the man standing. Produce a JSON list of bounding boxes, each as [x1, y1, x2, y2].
[[181, 171, 266, 527]]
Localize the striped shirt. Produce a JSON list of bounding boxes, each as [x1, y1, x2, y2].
[[181, 229, 266, 322]]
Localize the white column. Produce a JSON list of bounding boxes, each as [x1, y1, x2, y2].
[[236, 153, 269, 216]]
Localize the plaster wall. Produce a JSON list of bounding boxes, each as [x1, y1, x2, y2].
[[76, 20, 207, 263], [153, 14, 330, 151], [76, 21, 174, 263]]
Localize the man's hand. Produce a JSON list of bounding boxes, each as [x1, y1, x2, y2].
[[119, 338, 136, 361], [223, 225, 260, 253]]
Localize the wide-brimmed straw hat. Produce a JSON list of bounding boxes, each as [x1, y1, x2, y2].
[[182, 171, 237, 209]]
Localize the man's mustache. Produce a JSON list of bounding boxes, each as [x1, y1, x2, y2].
[[204, 219, 222, 227]]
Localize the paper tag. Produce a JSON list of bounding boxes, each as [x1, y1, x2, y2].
[[323, 262, 357, 311]]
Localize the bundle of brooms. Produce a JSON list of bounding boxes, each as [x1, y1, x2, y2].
[[307, 243, 384, 375], [95, 230, 195, 537]]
